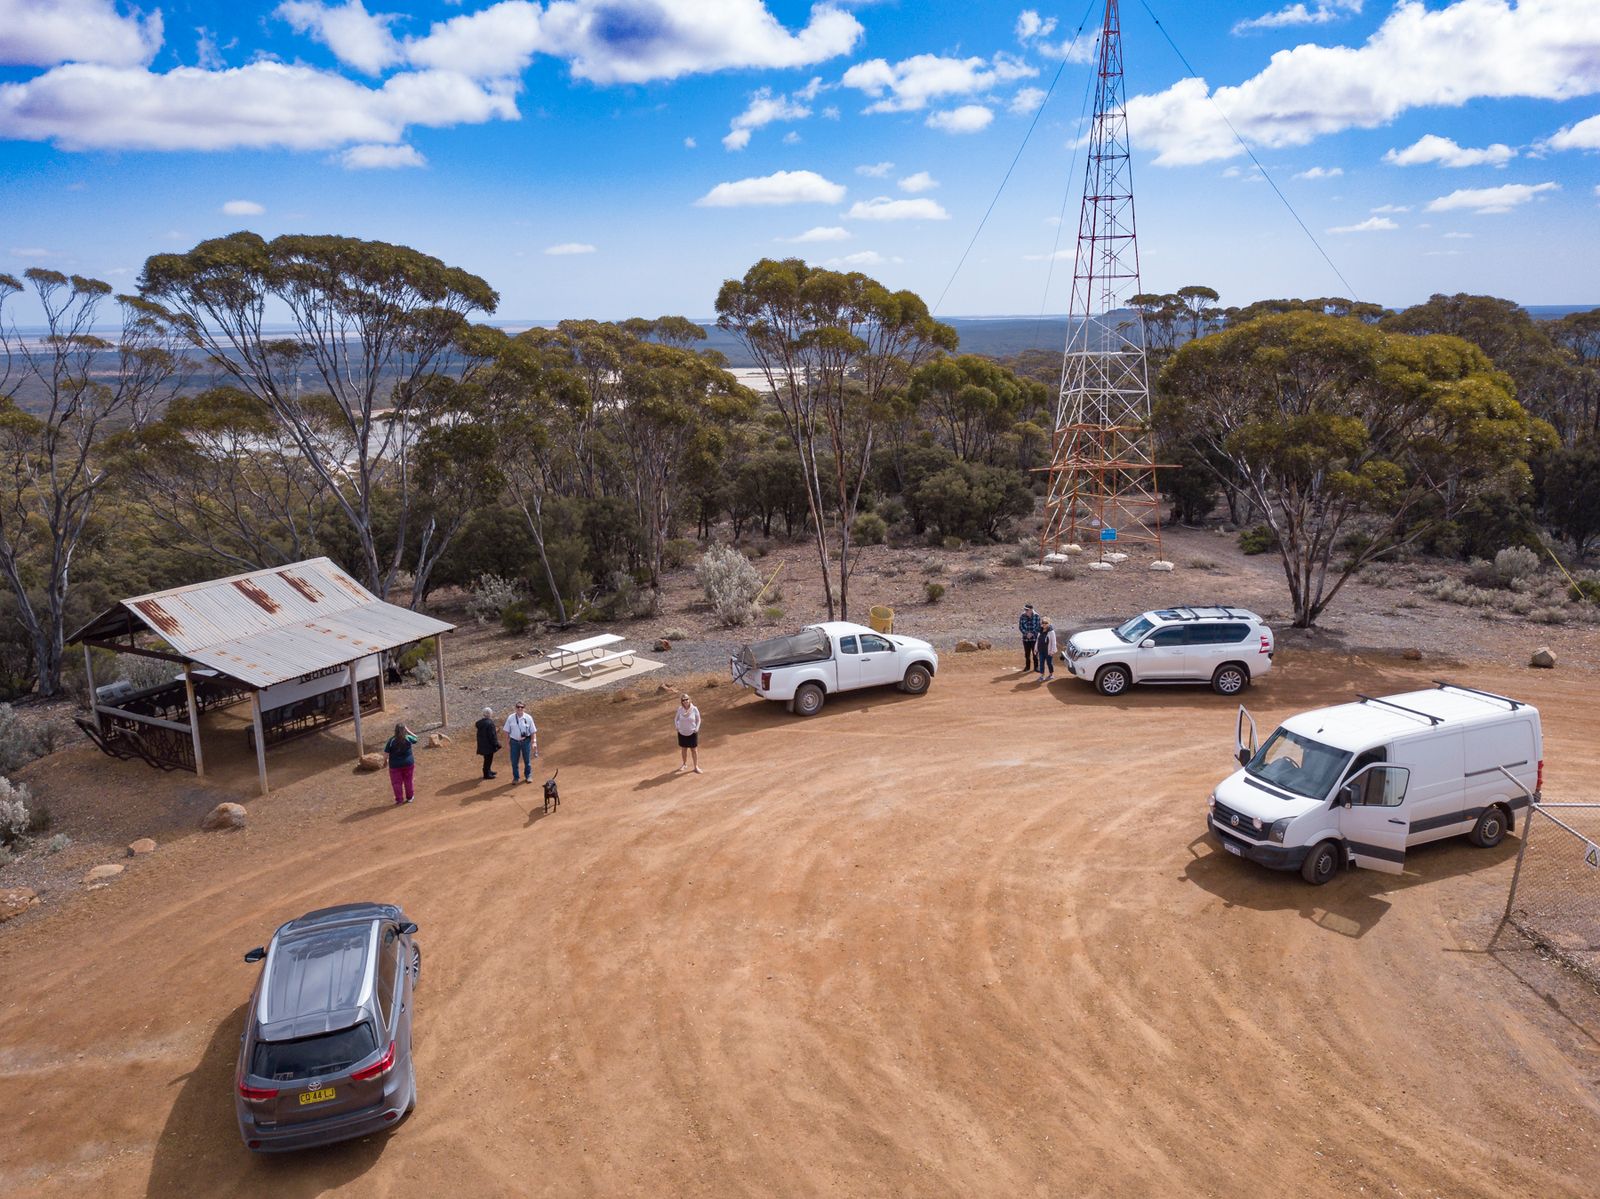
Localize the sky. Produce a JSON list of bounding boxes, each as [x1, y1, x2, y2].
[[1, 0, 1598, 325]]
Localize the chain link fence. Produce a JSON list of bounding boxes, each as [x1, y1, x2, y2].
[[1503, 803, 1600, 986]]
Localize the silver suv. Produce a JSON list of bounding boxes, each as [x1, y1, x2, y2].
[[235, 903, 420, 1152], [1064, 606, 1274, 696]]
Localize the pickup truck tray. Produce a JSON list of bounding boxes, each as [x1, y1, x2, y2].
[[736, 628, 832, 671]]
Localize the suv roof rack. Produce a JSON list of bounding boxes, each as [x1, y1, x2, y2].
[[1157, 605, 1254, 622], [1356, 693, 1443, 726], [1432, 680, 1523, 710]]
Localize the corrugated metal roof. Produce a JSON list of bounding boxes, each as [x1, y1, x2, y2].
[[70, 557, 454, 689]]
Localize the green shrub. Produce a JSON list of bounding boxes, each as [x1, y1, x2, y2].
[[397, 638, 437, 673], [500, 603, 531, 635], [47, 832, 70, 854], [1568, 578, 1600, 604], [1238, 525, 1276, 555], [1531, 606, 1568, 625], [467, 573, 524, 625], [662, 538, 700, 569], [921, 561, 945, 576], [661, 627, 690, 642], [0, 776, 31, 846], [924, 581, 946, 603], [764, 605, 784, 621], [941, 535, 964, 551], [1001, 548, 1027, 567], [1051, 562, 1074, 581], [1187, 556, 1219, 571], [958, 566, 992, 584], [696, 545, 762, 627], [0, 705, 52, 776], [852, 511, 888, 546]]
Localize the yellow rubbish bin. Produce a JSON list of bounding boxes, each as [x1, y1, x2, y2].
[[869, 605, 895, 634]]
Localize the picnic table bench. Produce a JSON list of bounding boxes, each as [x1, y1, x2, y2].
[[543, 633, 626, 674], [578, 648, 635, 679]]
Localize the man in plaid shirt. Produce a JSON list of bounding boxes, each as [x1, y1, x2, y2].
[[1018, 603, 1042, 672]]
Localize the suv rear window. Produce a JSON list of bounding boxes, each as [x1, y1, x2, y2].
[[252, 1023, 377, 1081], [1192, 623, 1250, 644]]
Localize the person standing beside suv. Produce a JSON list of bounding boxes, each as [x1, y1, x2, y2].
[[1018, 603, 1042, 672], [1037, 619, 1058, 682]]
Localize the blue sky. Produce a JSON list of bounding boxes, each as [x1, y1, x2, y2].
[[1, 0, 1598, 324]]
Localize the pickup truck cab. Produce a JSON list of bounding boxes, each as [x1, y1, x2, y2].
[[731, 621, 939, 716], [1209, 682, 1540, 884]]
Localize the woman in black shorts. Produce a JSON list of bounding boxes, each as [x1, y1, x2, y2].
[[674, 692, 702, 774]]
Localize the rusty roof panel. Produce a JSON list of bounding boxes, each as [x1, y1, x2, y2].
[[70, 557, 453, 688]]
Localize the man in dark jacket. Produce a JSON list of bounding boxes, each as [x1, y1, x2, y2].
[[475, 706, 500, 780], [1018, 603, 1042, 672]]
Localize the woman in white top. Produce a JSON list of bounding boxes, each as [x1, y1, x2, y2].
[[674, 693, 703, 775]]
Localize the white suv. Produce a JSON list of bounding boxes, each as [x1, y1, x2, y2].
[[1063, 607, 1274, 697]]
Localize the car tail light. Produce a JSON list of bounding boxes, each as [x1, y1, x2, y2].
[[351, 1041, 396, 1082], [760, 671, 771, 690], [238, 1081, 278, 1101], [1259, 634, 1271, 653], [1536, 759, 1544, 792]]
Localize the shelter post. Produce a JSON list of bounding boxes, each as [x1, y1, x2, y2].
[[349, 663, 365, 758], [182, 664, 206, 778], [81, 644, 100, 735], [435, 635, 448, 728], [250, 690, 269, 795], [376, 652, 387, 711]]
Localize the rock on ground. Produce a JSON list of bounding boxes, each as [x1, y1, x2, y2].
[[955, 639, 979, 653], [1530, 646, 1557, 669], [84, 864, 124, 883], [1402, 648, 1423, 661], [655, 639, 672, 652], [0, 886, 38, 923], [127, 838, 157, 856], [202, 802, 248, 831], [357, 752, 385, 771]]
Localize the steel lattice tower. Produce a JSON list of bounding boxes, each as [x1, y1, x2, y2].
[[1040, 0, 1167, 559]]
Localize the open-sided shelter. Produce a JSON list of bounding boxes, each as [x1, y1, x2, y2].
[[69, 558, 455, 794]]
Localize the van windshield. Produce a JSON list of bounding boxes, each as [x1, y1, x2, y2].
[[1114, 616, 1154, 644], [1247, 729, 1351, 800]]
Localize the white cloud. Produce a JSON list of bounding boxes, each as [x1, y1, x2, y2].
[[723, 86, 810, 151], [824, 250, 902, 269], [898, 170, 937, 193], [1425, 181, 1559, 213], [1037, 32, 1097, 64], [1130, 0, 1600, 166], [338, 142, 426, 168], [1371, 203, 1411, 212], [844, 196, 950, 221], [782, 130, 800, 144], [821, 104, 840, 119], [544, 242, 596, 255], [1009, 86, 1046, 116], [842, 52, 1034, 113], [1424, 249, 1465, 256], [406, 0, 862, 84], [221, 199, 264, 215], [782, 226, 850, 242], [0, 61, 518, 151], [0, 0, 163, 68], [1222, 163, 1265, 183], [926, 104, 993, 134], [1328, 216, 1398, 232], [1234, 1, 1363, 36], [684, 136, 697, 148], [1443, 230, 1473, 238], [276, 1, 403, 76], [1548, 112, 1600, 151], [1294, 165, 1343, 179], [695, 169, 845, 207], [1016, 11, 1057, 43], [8, 247, 56, 260], [856, 161, 894, 177], [1384, 133, 1516, 168], [1022, 248, 1074, 261]]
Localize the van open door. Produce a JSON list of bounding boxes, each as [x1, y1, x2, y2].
[[1337, 765, 1411, 875], [1235, 705, 1258, 766]]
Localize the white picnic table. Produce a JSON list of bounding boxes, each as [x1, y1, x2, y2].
[[543, 633, 626, 674]]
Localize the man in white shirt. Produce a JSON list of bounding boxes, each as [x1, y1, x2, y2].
[[503, 701, 537, 783], [674, 692, 702, 775]]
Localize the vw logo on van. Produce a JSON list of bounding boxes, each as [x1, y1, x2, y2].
[[1229, 815, 1239, 827]]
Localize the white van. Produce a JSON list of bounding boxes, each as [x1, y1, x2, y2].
[[1208, 682, 1541, 885]]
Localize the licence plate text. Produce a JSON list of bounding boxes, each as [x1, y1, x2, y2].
[[1224, 842, 1241, 856], [298, 1087, 337, 1105]]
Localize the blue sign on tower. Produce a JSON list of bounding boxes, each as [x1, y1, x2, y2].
[[1100, 527, 1118, 543]]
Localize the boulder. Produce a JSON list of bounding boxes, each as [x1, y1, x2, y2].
[[0, 887, 38, 923], [1064, 544, 1084, 556], [427, 732, 450, 748], [1103, 551, 1129, 564], [976, 639, 993, 650], [1088, 562, 1115, 572], [1149, 561, 1175, 572], [954, 639, 980, 653], [655, 639, 672, 652], [127, 838, 157, 857], [1530, 646, 1557, 669], [357, 752, 385, 772], [1401, 648, 1423, 662], [84, 864, 124, 884], [202, 802, 247, 831], [611, 690, 635, 704], [510, 651, 528, 661]]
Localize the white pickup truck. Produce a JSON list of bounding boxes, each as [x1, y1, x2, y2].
[[730, 621, 939, 716]]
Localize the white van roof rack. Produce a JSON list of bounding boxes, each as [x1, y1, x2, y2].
[[1432, 680, 1524, 710], [1356, 693, 1443, 725]]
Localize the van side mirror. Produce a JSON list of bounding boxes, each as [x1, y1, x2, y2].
[[1340, 781, 1361, 808], [398, 921, 418, 935], [243, 946, 266, 963], [1236, 748, 1250, 767]]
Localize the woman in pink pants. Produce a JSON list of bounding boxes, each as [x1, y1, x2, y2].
[[384, 722, 418, 804]]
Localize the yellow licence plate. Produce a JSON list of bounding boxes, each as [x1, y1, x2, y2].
[[298, 1087, 337, 1105]]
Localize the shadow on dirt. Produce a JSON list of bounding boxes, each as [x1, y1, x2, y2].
[[146, 1003, 394, 1198], [1181, 833, 1518, 938]]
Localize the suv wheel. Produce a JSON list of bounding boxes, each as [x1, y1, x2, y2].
[[1094, 664, 1130, 696], [1211, 663, 1249, 696]]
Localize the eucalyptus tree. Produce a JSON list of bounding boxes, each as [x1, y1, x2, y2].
[[905, 354, 1044, 463], [716, 258, 955, 620], [1158, 312, 1553, 627], [0, 269, 179, 695], [139, 232, 497, 601]]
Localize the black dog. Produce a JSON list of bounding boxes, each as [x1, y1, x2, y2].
[[542, 769, 561, 815]]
